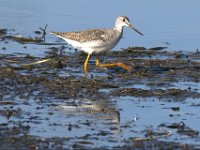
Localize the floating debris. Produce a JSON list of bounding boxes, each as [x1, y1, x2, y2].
[[148, 47, 168, 51]]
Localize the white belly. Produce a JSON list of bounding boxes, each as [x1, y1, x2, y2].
[[63, 31, 122, 54]]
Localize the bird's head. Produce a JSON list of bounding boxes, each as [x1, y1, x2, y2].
[[115, 16, 143, 36]]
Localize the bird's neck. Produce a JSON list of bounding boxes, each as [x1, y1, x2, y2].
[[114, 24, 123, 33]]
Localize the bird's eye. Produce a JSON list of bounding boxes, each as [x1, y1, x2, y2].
[[122, 18, 126, 22]]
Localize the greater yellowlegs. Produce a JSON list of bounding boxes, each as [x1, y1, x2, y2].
[[50, 16, 143, 75]]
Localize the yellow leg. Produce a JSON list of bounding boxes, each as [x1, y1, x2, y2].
[[84, 53, 92, 76], [96, 58, 130, 70]]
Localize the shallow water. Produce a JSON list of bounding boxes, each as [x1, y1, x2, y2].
[[1, 0, 200, 56], [1, 95, 200, 148], [0, 50, 200, 148]]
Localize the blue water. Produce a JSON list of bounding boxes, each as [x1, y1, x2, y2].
[[0, 0, 200, 55]]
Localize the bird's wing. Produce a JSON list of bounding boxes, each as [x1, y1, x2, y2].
[[51, 29, 112, 43]]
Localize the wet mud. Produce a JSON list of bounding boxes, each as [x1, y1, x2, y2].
[[0, 29, 200, 149]]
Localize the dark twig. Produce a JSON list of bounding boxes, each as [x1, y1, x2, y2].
[[24, 42, 67, 45], [39, 24, 48, 42]]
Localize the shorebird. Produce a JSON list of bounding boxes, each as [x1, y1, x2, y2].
[[50, 16, 143, 76]]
